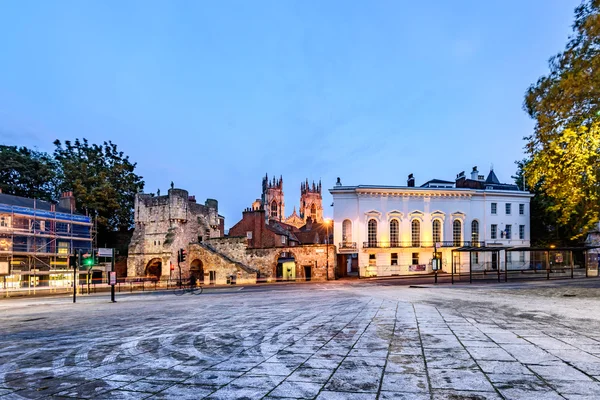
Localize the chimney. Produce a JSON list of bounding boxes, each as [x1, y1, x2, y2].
[[59, 191, 76, 213], [471, 166, 479, 180], [407, 174, 415, 187], [306, 217, 313, 231]]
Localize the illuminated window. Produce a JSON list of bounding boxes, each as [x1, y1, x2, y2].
[[491, 203, 497, 214], [411, 220, 420, 247], [271, 201, 278, 217], [0, 216, 9, 228], [368, 219, 377, 247], [369, 254, 376, 266], [412, 252, 419, 265], [342, 219, 352, 243], [390, 219, 399, 246], [491, 224, 497, 239], [432, 219, 441, 243], [453, 220, 462, 246], [471, 220, 479, 244]]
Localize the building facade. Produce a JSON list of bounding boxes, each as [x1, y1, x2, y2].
[[330, 167, 532, 277], [127, 188, 224, 280], [0, 191, 93, 288]]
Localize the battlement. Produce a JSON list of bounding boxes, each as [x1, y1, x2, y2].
[[301, 179, 322, 195]]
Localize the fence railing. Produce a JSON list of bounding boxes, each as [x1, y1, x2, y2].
[[363, 241, 485, 249]]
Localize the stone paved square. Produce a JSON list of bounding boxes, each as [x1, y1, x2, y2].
[[2, 279, 600, 399]]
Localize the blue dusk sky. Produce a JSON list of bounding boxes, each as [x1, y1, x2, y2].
[[0, 0, 580, 228]]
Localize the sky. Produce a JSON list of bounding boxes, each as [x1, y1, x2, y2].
[[0, 0, 581, 228]]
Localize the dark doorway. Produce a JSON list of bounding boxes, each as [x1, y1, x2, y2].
[[276, 263, 283, 280], [190, 259, 204, 283], [304, 266, 312, 281], [492, 252, 498, 270], [145, 258, 162, 279]]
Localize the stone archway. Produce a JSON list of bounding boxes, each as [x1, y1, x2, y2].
[[190, 259, 204, 283], [145, 258, 162, 279], [275, 251, 296, 281]]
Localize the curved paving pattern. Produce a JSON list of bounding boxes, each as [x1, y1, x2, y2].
[[1, 282, 600, 399]]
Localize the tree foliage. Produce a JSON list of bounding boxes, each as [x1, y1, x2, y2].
[[0, 145, 58, 201], [53, 139, 144, 238], [523, 0, 600, 240]]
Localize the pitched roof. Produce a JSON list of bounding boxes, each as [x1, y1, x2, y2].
[[485, 170, 500, 184], [0, 193, 78, 214]]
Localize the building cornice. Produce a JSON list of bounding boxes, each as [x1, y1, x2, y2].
[[330, 186, 533, 198]]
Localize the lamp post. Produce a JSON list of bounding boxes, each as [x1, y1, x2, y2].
[[325, 218, 332, 280]]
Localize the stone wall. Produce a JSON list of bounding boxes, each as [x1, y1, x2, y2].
[[127, 188, 222, 278], [187, 243, 257, 285], [204, 237, 336, 282]]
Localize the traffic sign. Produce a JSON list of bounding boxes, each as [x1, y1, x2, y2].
[[98, 248, 113, 257], [109, 271, 117, 285]]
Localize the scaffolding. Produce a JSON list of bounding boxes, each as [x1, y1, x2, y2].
[[0, 199, 94, 290]]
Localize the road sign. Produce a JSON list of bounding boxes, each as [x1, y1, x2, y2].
[[109, 271, 117, 285], [98, 248, 113, 257]]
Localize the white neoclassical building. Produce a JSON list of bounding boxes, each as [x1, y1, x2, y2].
[[330, 167, 533, 277]]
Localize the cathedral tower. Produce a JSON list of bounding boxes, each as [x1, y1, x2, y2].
[[300, 179, 323, 223], [262, 174, 284, 222]]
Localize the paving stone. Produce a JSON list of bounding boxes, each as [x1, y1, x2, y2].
[[384, 355, 425, 374], [315, 391, 377, 400], [182, 370, 243, 386], [549, 380, 600, 396], [431, 390, 502, 400], [287, 367, 333, 384], [380, 373, 428, 393], [467, 346, 516, 361], [477, 360, 533, 375], [268, 381, 323, 398], [428, 369, 495, 392], [324, 366, 382, 393], [528, 364, 593, 381]]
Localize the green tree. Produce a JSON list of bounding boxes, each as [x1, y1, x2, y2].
[[523, 0, 600, 240], [0, 145, 58, 201], [53, 139, 144, 241], [514, 160, 581, 245]]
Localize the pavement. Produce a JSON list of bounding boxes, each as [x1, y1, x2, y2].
[[1, 279, 600, 399]]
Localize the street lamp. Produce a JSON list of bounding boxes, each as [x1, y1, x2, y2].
[[324, 218, 332, 280]]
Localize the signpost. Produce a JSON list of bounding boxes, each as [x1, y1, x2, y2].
[[108, 248, 116, 303]]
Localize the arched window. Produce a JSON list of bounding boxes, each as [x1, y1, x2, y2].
[[310, 203, 317, 219], [271, 201, 278, 217], [411, 220, 420, 247], [453, 220, 462, 246], [342, 219, 352, 244], [390, 219, 399, 247], [432, 219, 441, 244], [368, 219, 377, 247], [471, 220, 479, 245]]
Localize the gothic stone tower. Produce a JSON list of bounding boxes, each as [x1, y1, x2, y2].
[[262, 174, 284, 222], [300, 179, 323, 223]]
